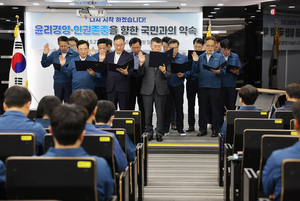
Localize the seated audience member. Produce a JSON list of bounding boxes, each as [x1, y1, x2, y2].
[[70, 89, 127, 172], [43, 104, 114, 201], [262, 100, 300, 201], [271, 83, 300, 118], [0, 86, 47, 155], [95, 100, 136, 162], [0, 160, 5, 199], [35, 96, 61, 128], [221, 84, 259, 135]]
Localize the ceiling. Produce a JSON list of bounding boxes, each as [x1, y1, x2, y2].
[[0, 0, 276, 12]]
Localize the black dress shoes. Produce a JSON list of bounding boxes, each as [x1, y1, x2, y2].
[[156, 135, 163, 142], [186, 127, 195, 132], [148, 134, 153, 141], [197, 130, 207, 137], [211, 131, 218, 137]]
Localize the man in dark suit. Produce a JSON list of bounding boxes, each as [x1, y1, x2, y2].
[[137, 37, 171, 142], [104, 34, 134, 110], [129, 37, 147, 132]]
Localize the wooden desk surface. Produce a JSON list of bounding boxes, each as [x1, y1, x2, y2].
[[236, 88, 286, 94]]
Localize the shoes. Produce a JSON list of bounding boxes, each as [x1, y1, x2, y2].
[[211, 131, 218, 137], [164, 132, 169, 136], [207, 124, 212, 129], [186, 127, 195, 132], [156, 135, 163, 142], [179, 132, 186, 136], [171, 123, 177, 130], [197, 130, 207, 137], [148, 134, 153, 141]]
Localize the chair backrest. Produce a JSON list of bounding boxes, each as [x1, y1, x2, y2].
[[233, 118, 284, 153], [115, 110, 142, 144], [290, 119, 295, 130], [44, 134, 115, 178], [243, 168, 258, 201], [225, 110, 268, 144], [98, 128, 127, 158], [0, 133, 35, 161], [242, 129, 296, 173], [274, 111, 293, 129], [112, 118, 136, 146], [258, 135, 299, 194], [281, 159, 300, 201], [6, 156, 97, 201], [28, 110, 37, 121]]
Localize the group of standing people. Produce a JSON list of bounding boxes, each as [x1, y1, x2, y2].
[[41, 34, 242, 142]]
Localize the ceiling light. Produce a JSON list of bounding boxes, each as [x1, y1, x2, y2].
[[69, 3, 75, 5], [270, 5, 276, 7], [180, 3, 187, 6], [12, 7, 18, 9], [251, 16, 255, 18], [248, 21, 252, 23], [289, 5, 295, 9], [6, 19, 10, 21], [256, 10, 261, 12], [208, 15, 213, 18], [143, 3, 149, 5], [33, 3, 39, 5], [211, 12, 216, 14], [0, 3, 4, 5], [108, 1, 166, 2], [217, 4, 223, 6], [214, 8, 220, 10]]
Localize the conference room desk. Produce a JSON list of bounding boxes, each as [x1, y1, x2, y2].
[[235, 88, 286, 118]]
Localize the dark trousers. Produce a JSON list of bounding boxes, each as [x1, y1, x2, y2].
[[143, 89, 167, 137], [164, 84, 184, 133], [221, 87, 236, 111], [186, 81, 199, 128], [170, 101, 176, 124], [54, 82, 72, 103], [107, 87, 130, 110], [129, 77, 145, 132], [95, 87, 107, 100], [198, 88, 223, 132]]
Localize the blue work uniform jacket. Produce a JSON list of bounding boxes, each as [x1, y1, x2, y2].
[[61, 55, 102, 92], [43, 147, 115, 201], [271, 100, 294, 118], [41, 48, 79, 83], [168, 53, 188, 88], [221, 52, 241, 88], [35, 118, 50, 129]]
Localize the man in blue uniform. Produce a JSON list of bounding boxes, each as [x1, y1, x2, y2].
[[262, 100, 300, 201], [271, 83, 300, 118], [41, 36, 79, 103], [70, 89, 127, 172], [186, 38, 203, 132], [43, 104, 115, 201], [95, 100, 136, 162], [92, 38, 109, 100], [221, 84, 259, 135], [184, 36, 226, 137], [165, 39, 188, 136], [220, 39, 241, 111], [59, 40, 102, 92], [0, 86, 47, 155]]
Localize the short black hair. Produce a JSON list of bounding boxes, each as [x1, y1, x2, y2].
[[162, 36, 172, 44], [113, 34, 125, 42], [58, 36, 68, 44], [151, 37, 162, 44], [4, 86, 31, 108], [69, 89, 98, 119], [292, 101, 300, 128], [129, 37, 142, 46], [106, 38, 112, 46], [95, 100, 116, 123], [286, 83, 300, 99], [220, 39, 232, 49], [97, 38, 108, 46], [193, 38, 204, 45], [50, 104, 88, 145], [77, 40, 89, 48], [36, 96, 61, 119], [212, 34, 222, 42], [68, 36, 78, 44], [238, 84, 259, 105], [168, 39, 179, 46], [205, 36, 216, 43]]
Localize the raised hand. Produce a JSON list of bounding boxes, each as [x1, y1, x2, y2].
[[59, 55, 66, 66], [138, 51, 145, 66], [159, 63, 166, 74], [182, 52, 187, 56], [89, 47, 96, 56], [192, 51, 199, 61], [116, 66, 128, 75], [53, 48, 57, 52], [99, 52, 106, 62], [43, 43, 50, 55]]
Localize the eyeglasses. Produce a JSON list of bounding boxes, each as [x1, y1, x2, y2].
[[114, 44, 124, 48], [170, 47, 178, 50], [152, 45, 161, 49], [78, 48, 88, 52], [206, 45, 215, 48]]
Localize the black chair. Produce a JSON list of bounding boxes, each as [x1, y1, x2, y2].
[[274, 111, 293, 129], [233, 118, 284, 153], [290, 119, 295, 130], [0, 133, 35, 162], [281, 159, 300, 201], [136, 143, 144, 201], [112, 118, 136, 146], [243, 168, 258, 201], [6, 156, 97, 201]]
